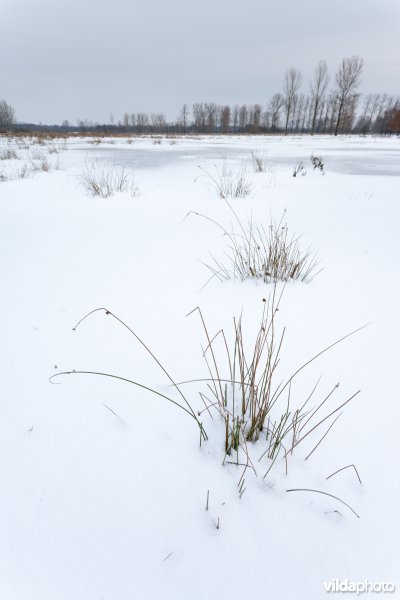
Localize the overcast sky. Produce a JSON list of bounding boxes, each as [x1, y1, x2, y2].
[[1, 0, 399, 124]]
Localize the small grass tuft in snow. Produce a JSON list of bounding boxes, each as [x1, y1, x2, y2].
[[0, 147, 19, 160], [191, 208, 321, 285], [51, 300, 365, 497], [78, 161, 139, 198], [202, 160, 253, 199], [250, 151, 267, 173], [293, 162, 306, 177], [47, 142, 65, 155], [185, 295, 364, 484], [311, 154, 325, 174]]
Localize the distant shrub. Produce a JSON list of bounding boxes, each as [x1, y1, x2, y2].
[[311, 154, 325, 173]]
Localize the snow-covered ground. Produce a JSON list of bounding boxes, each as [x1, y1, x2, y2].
[[1, 134, 399, 599]]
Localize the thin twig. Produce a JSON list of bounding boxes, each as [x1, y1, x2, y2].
[[326, 464, 362, 484], [286, 488, 360, 518]]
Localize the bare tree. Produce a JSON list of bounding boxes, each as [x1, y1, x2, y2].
[[178, 103, 190, 133], [301, 95, 310, 132], [283, 67, 302, 134], [340, 94, 359, 133], [205, 102, 218, 132], [328, 94, 339, 133], [232, 104, 239, 131], [192, 102, 206, 132], [366, 93, 381, 132], [357, 94, 381, 134], [123, 112, 130, 129], [268, 93, 284, 131], [238, 105, 248, 132], [333, 56, 364, 136], [136, 112, 149, 133], [310, 60, 329, 134], [261, 108, 270, 130], [250, 103, 262, 131], [293, 93, 306, 132], [150, 112, 166, 133], [389, 105, 400, 133], [220, 105, 231, 133], [378, 96, 399, 134], [0, 100, 15, 128]]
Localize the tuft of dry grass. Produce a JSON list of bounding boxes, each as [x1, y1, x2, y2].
[[0, 147, 19, 160], [190, 208, 321, 286], [50, 299, 365, 501], [293, 162, 306, 177], [250, 151, 267, 173], [186, 294, 364, 482], [203, 160, 253, 199], [78, 161, 139, 198]]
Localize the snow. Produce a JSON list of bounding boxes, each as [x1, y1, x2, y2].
[[0, 134, 399, 599]]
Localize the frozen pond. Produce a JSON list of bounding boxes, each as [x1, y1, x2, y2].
[[70, 135, 400, 177]]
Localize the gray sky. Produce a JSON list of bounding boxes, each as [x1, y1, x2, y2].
[[1, 0, 399, 124]]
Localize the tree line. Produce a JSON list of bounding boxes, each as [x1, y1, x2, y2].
[[2, 57, 400, 135]]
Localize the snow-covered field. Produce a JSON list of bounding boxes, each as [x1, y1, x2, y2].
[[1, 134, 399, 599]]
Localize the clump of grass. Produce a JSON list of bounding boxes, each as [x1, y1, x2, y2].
[[311, 154, 325, 174], [186, 295, 364, 481], [203, 160, 253, 199], [51, 300, 365, 506], [47, 142, 65, 155], [0, 147, 19, 160], [0, 162, 32, 182], [293, 162, 306, 177], [190, 207, 320, 285], [31, 156, 51, 172], [14, 163, 31, 179], [78, 161, 139, 198], [250, 151, 267, 173], [30, 149, 47, 161], [29, 150, 61, 173]]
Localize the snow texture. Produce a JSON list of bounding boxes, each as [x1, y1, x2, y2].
[[0, 134, 399, 599]]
